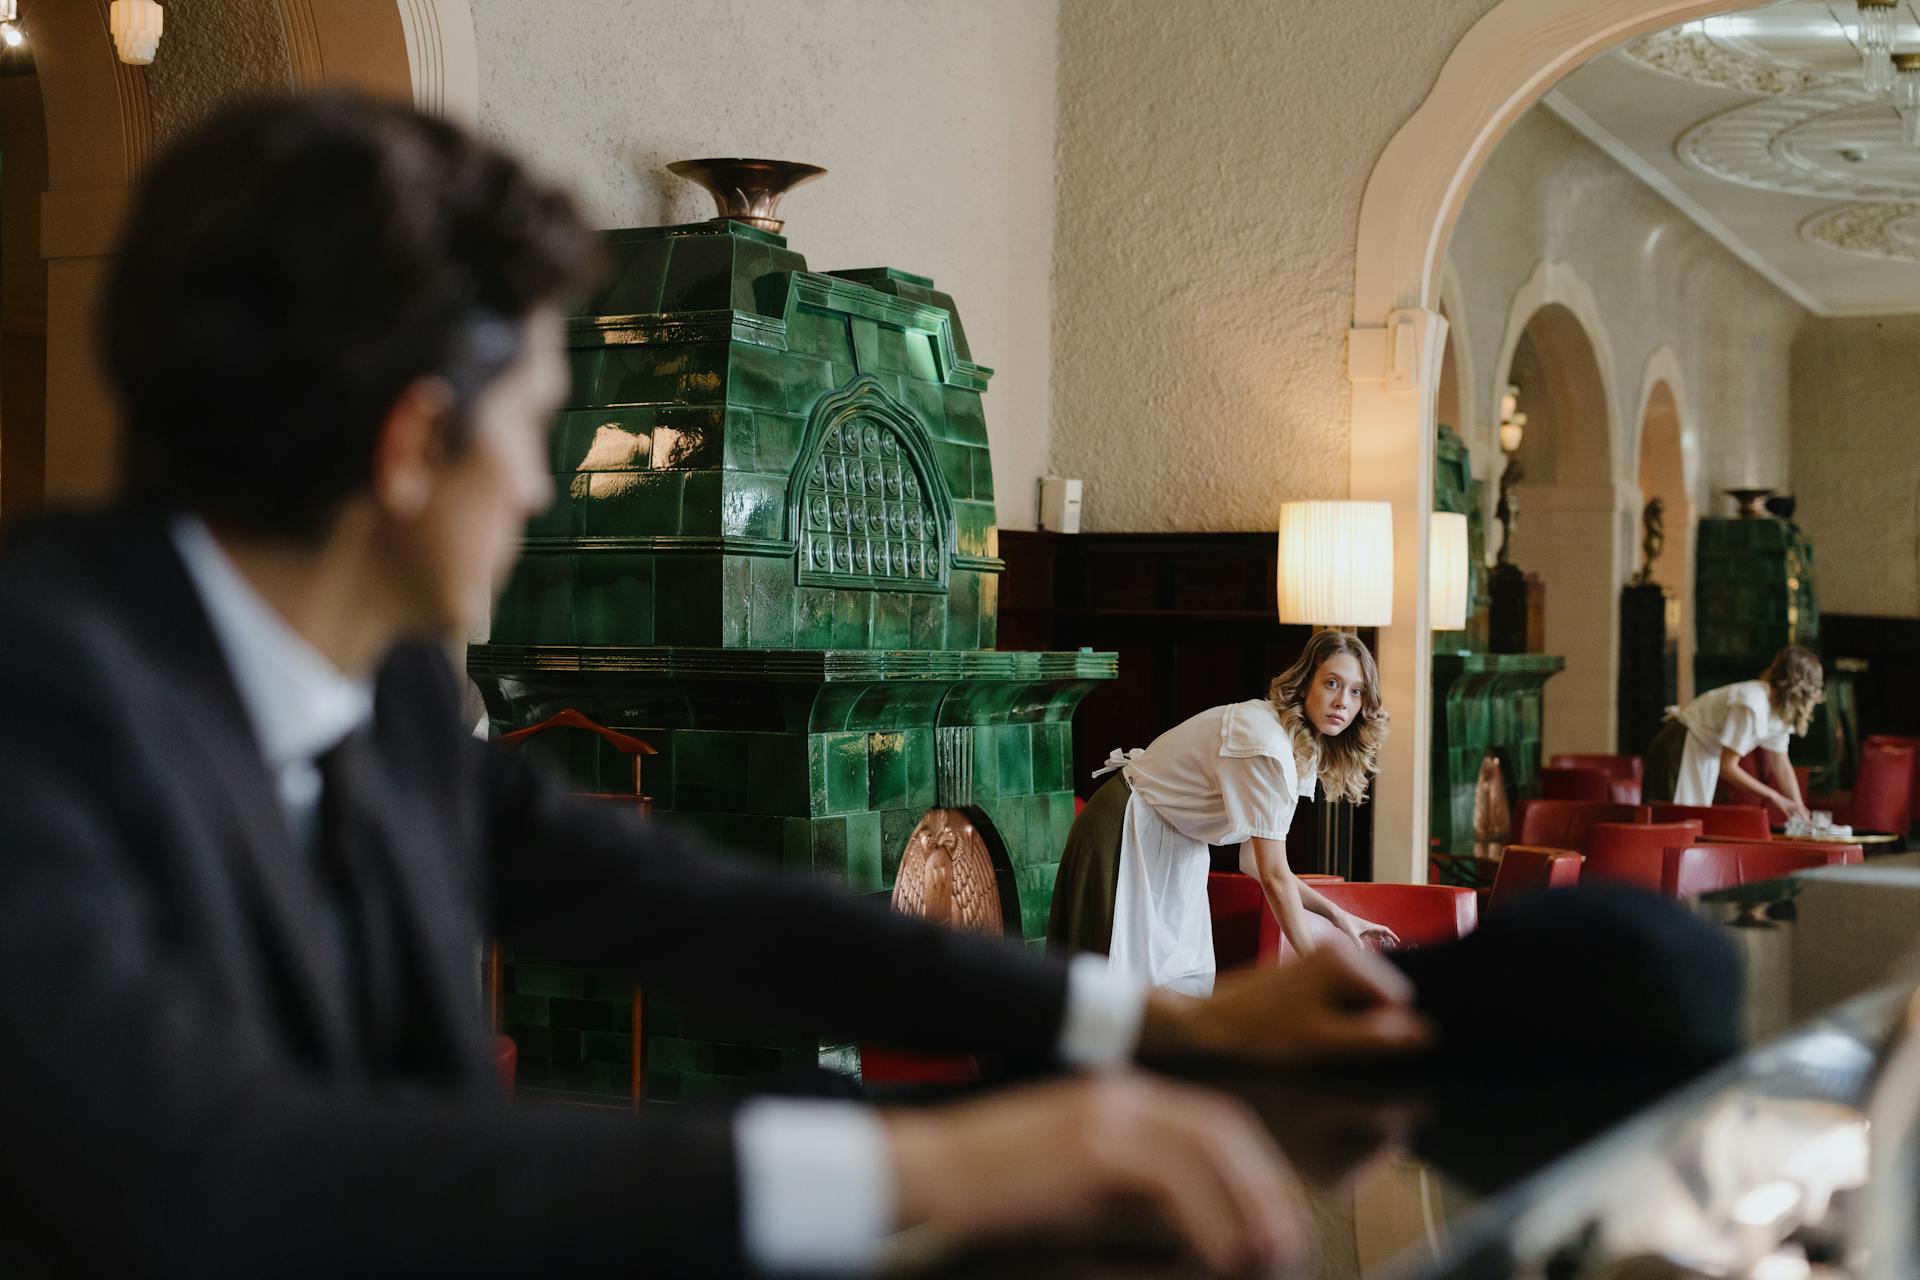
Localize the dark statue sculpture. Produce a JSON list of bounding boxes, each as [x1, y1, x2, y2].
[[1494, 457, 1523, 568], [1631, 496, 1665, 588]]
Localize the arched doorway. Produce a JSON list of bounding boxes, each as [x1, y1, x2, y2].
[[1349, 0, 1747, 883], [1634, 372, 1696, 704], [9, 0, 476, 513], [1497, 302, 1619, 758]]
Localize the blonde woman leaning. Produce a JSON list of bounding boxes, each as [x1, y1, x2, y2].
[[1642, 644, 1823, 819], [1047, 630, 1396, 996]]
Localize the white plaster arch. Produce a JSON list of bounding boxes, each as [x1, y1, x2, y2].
[[1347, 0, 1744, 884], [1488, 259, 1624, 486], [1629, 346, 1701, 703], [1629, 345, 1701, 509]]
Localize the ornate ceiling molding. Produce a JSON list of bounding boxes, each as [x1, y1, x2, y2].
[[1677, 87, 1920, 198], [1622, 27, 1837, 94], [1800, 200, 1920, 260]]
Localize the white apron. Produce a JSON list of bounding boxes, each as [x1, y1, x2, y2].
[[1673, 680, 1792, 805], [1102, 700, 1314, 996]]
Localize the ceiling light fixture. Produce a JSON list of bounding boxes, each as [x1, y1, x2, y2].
[[1859, 0, 1898, 93], [108, 0, 162, 65]]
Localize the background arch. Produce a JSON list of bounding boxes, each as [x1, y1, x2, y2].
[[1349, 0, 1747, 883]]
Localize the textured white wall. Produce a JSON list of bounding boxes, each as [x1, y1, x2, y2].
[[1792, 317, 1920, 620], [468, 0, 1059, 529], [1050, 0, 1501, 532]]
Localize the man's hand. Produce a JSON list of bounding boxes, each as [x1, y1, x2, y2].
[[1138, 946, 1432, 1063], [885, 1071, 1305, 1275]]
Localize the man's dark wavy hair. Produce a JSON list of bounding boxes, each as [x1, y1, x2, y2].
[[100, 94, 600, 539]]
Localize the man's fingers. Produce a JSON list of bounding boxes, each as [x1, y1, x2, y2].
[[1311, 942, 1418, 1006], [1136, 1089, 1304, 1274], [1311, 1003, 1435, 1056]]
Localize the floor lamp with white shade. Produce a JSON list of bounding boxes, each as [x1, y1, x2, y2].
[[1276, 500, 1394, 877]]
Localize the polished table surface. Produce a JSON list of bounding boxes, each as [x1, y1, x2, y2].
[[929, 866, 1920, 1279]]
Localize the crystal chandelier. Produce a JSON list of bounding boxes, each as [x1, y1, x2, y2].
[[1859, 0, 1898, 94], [1897, 52, 1920, 145], [109, 0, 163, 65]]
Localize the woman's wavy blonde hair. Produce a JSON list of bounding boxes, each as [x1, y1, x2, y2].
[[1763, 644, 1824, 736], [1267, 630, 1388, 804]]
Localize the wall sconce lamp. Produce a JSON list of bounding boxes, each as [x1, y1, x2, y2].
[[110, 0, 163, 66], [1498, 382, 1526, 453], [1429, 511, 1470, 632], [1275, 500, 1394, 629]]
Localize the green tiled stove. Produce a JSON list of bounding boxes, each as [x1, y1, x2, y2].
[[1429, 426, 1563, 869], [469, 161, 1115, 1103]]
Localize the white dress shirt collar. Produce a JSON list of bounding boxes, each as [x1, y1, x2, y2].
[[170, 515, 375, 769]]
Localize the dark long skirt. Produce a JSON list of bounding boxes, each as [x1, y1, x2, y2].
[[1641, 718, 1689, 804], [1044, 773, 1131, 955]]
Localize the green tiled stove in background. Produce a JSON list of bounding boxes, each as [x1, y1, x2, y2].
[[1429, 426, 1564, 865], [470, 217, 1114, 1104]]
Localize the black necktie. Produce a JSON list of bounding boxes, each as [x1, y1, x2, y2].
[[315, 730, 407, 1071]]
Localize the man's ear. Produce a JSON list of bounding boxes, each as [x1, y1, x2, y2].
[[372, 377, 458, 518]]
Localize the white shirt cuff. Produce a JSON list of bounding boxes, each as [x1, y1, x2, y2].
[[1057, 952, 1148, 1067], [735, 1099, 892, 1273]]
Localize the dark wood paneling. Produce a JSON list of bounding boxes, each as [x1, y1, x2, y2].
[[999, 530, 1370, 877], [1821, 614, 1920, 737]]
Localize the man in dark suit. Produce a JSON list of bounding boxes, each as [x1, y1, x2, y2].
[[0, 96, 1428, 1277]]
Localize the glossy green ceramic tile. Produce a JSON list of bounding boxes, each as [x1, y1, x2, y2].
[[898, 376, 947, 438], [832, 588, 874, 649], [680, 470, 723, 535], [909, 592, 946, 650], [721, 471, 787, 540], [565, 347, 607, 409], [999, 725, 1034, 796], [653, 555, 723, 645], [871, 590, 912, 649], [867, 732, 908, 810], [823, 731, 869, 815], [955, 501, 995, 559], [850, 315, 882, 375], [554, 407, 654, 476], [747, 734, 807, 816], [491, 552, 571, 643], [721, 556, 752, 647], [946, 571, 982, 650], [792, 586, 836, 649], [931, 440, 973, 501], [651, 406, 727, 470], [730, 241, 775, 315], [593, 237, 669, 316], [574, 552, 655, 645], [661, 235, 737, 312], [748, 553, 795, 648], [751, 410, 806, 476], [842, 811, 884, 893], [940, 386, 989, 447], [577, 469, 683, 538], [730, 342, 834, 415], [786, 306, 854, 363]]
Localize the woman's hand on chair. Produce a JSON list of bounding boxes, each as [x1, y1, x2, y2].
[[1335, 912, 1399, 951]]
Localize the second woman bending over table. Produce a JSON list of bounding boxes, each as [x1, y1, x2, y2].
[[1048, 629, 1397, 996], [1642, 644, 1823, 820]]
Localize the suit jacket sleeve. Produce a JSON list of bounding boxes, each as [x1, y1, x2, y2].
[[0, 620, 745, 1277]]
